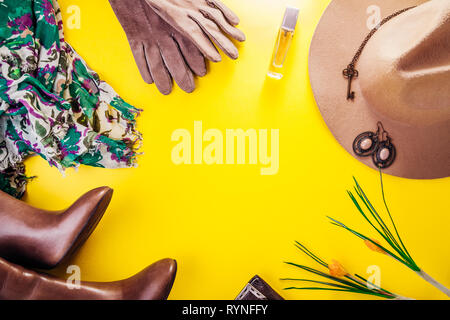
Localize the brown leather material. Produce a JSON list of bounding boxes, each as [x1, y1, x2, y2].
[[144, 0, 246, 61], [0, 187, 113, 270], [109, 0, 207, 95], [235, 275, 284, 300], [309, 0, 450, 179], [0, 257, 177, 300]]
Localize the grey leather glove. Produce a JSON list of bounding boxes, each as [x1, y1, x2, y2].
[[109, 0, 207, 94], [144, 0, 245, 61]]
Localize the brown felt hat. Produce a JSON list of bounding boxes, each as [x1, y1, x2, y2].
[[309, 0, 450, 179]]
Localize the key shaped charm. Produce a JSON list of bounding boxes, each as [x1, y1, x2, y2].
[[343, 64, 359, 100]]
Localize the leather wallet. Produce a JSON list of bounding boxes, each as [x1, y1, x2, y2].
[[235, 275, 284, 300]]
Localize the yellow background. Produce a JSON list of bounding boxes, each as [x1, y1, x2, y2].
[[24, 0, 449, 300]]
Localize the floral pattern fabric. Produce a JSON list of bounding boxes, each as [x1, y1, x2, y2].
[[0, 0, 142, 198]]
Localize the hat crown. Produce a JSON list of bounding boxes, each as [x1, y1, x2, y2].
[[359, 0, 450, 126]]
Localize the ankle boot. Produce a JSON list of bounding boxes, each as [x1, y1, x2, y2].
[[0, 257, 177, 300], [0, 187, 113, 269]]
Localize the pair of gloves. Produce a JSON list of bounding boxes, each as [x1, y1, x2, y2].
[[109, 0, 245, 94]]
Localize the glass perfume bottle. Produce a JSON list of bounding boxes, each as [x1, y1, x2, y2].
[[267, 7, 300, 79]]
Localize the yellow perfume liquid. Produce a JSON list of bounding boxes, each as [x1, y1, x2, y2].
[[267, 6, 299, 80], [267, 28, 295, 79]]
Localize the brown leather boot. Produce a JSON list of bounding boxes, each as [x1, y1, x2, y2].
[[0, 187, 113, 269], [0, 257, 177, 300]]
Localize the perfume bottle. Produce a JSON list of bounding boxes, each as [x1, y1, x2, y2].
[[267, 7, 300, 79]]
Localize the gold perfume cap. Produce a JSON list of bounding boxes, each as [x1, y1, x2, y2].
[[281, 6, 299, 31]]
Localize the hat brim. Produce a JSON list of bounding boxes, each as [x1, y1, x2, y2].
[[309, 0, 450, 179]]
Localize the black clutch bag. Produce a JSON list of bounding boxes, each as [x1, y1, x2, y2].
[[235, 275, 284, 300]]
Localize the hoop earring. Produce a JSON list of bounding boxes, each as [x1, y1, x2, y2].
[[372, 131, 396, 169], [352, 122, 385, 156], [352, 129, 379, 157], [352, 122, 396, 169]]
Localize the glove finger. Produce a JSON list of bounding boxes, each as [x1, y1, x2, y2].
[[191, 15, 239, 60], [160, 38, 196, 93], [175, 19, 221, 63], [144, 44, 173, 95], [174, 33, 207, 77], [201, 7, 245, 42], [130, 41, 154, 84], [183, 25, 222, 62], [207, 0, 240, 26], [145, 1, 221, 62]]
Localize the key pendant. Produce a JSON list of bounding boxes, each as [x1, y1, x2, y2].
[[343, 64, 359, 100]]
